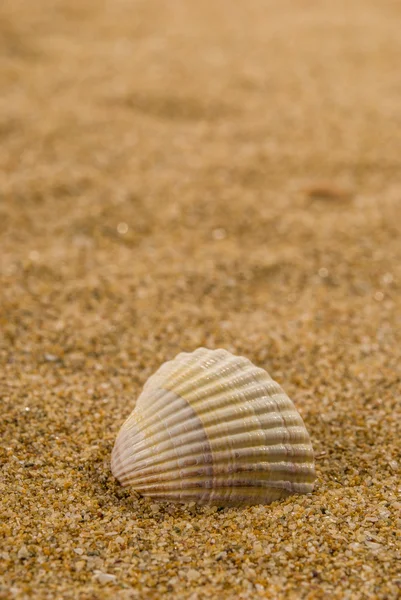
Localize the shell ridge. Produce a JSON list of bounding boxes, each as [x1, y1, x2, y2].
[[125, 384, 292, 450], [114, 415, 309, 473], [118, 461, 316, 488], [116, 441, 315, 485], [162, 358, 273, 406]]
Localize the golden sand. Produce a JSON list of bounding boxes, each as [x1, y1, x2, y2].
[[0, 1, 400, 598]]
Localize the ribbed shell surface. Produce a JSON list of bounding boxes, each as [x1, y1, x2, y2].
[[111, 348, 316, 506]]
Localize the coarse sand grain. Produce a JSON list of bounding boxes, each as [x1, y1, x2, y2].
[[0, 1, 400, 599]]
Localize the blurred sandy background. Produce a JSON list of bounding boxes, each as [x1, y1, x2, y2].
[[0, 1, 400, 599]]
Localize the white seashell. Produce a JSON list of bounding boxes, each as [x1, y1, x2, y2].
[[111, 348, 316, 506]]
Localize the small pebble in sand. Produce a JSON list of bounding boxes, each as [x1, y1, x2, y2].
[[117, 222, 129, 235], [93, 571, 117, 584]]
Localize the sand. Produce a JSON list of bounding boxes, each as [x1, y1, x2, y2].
[[0, 0, 400, 598]]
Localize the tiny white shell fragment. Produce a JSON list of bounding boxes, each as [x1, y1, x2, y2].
[[111, 348, 316, 506]]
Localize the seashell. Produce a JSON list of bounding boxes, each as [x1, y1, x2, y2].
[[111, 348, 316, 506]]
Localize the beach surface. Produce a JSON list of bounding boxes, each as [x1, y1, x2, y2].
[[0, 1, 400, 598]]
